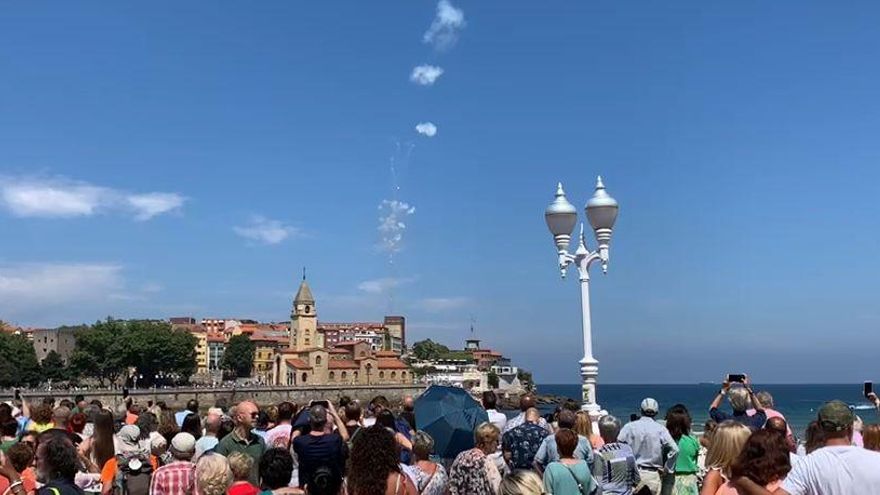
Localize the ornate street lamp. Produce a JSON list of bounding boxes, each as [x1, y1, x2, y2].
[[545, 177, 619, 419]]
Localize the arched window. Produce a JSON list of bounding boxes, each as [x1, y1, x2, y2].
[[379, 371, 385, 379], [305, 305, 311, 314], [359, 351, 366, 358], [302, 373, 308, 383], [391, 371, 397, 379], [329, 371, 335, 381], [353, 371, 359, 381], [315, 355, 322, 366], [342, 371, 348, 381], [401, 372, 407, 381]]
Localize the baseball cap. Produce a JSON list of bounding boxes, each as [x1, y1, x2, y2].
[[818, 400, 853, 432], [171, 432, 196, 453], [640, 398, 659, 414]]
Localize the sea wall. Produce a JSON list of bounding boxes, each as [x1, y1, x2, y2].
[[3, 384, 426, 409]]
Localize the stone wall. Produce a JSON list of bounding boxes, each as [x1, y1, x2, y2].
[[3, 384, 425, 409]]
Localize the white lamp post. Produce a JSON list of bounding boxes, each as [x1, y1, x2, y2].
[[545, 177, 619, 419]]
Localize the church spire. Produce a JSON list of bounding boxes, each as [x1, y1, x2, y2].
[[294, 276, 315, 305]]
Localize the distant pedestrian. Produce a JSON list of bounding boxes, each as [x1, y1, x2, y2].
[[663, 404, 699, 495], [176, 401, 199, 429], [534, 409, 594, 471], [542, 429, 598, 495]]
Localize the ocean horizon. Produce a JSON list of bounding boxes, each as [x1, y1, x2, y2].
[[536, 383, 877, 438]]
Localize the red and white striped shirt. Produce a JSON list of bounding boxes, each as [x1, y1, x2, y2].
[[150, 460, 195, 495]]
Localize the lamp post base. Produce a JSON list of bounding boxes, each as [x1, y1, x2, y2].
[[580, 356, 603, 422]]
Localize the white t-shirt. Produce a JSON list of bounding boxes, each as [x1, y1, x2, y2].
[[782, 446, 880, 495], [486, 409, 507, 432]]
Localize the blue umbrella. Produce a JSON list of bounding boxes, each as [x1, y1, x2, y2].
[[415, 385, 490, 460]]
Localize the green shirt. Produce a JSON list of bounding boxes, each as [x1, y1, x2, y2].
[[674, 435, 700, 474], [0, 439, 16, 453], [214, 430, 266, 485]]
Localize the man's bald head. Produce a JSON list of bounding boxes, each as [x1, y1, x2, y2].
[[765, 416, 787, 436], [525, 408, 541, 423], [519, 395, 536, 412]]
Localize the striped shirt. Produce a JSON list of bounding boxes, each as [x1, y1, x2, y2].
[[593, 442, 640, 495], [150, 461, 195, 495]]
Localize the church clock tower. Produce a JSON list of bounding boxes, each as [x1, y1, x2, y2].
[[291, 274, 317, 351]]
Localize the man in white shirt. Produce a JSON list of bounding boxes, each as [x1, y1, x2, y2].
[[734, 400, 880, 495], [482, 391, 507, 432]]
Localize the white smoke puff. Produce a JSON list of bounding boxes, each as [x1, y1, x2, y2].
[[415, 122, 438, 137], [378, 199, 416, 253], [423, 0, 465, 51], [410, 65, 444, 86]]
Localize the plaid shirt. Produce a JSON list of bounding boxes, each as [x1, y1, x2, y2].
[[150, 460, 195, 495]]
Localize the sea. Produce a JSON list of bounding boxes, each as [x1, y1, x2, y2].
[[536, 384, 876, 438]]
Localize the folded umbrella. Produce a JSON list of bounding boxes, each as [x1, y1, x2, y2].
[[415, 385, 490, 460]]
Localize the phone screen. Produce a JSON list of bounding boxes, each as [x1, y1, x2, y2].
[[865, 382, 873, 398], [311, 400, 329, 408], [727, 374, 746, 383]]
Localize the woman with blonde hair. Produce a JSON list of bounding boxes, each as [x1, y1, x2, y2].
[[500, 470, 544, 495], [448, 422, 503, 495], [195, 453, 233, 495], [699, 421, 751, 495], [574, 411, 603, 450]]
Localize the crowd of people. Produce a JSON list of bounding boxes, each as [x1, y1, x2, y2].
[[1, 378, 879, 495]]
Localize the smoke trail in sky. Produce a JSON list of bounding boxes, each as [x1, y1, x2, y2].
[[378, 199, 416, 256]]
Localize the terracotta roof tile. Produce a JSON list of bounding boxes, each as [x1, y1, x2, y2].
[[376, 350, 399, 357], [377, 358, 409, 370], [327, 360, 360, 369], [285, 358, 312, 369]]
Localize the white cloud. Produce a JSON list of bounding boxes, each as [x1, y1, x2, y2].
[[0, 263, 124, 310], [0, 176, 185, 220], [378, 200, 416, 253], [420, 297, 470, 312], [423, 0, 465, 51], [234, 216, 300, 245], [357, 277, 415, 294], [415, 122, 438, 137], [410, 65, 444, 86], [127, 193, 186, 221]]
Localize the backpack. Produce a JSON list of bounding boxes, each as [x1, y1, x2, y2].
[[114, 452, 153, 495]]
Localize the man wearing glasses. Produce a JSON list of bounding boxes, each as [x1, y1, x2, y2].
[[215, 401, 266, 485]]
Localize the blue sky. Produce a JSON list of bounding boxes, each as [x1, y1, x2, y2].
[[2, 1, 880, 384]]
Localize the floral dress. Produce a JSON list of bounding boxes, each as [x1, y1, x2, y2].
[[448, 448, 501, 495], [412, 462, 448, 495]]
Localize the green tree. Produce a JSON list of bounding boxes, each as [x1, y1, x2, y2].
[[41, 350, 69, 382], [121, 320, 198, 385], [69, 321, 127, 386], [0, 333, 41, 387], [487, 370, 499, 389], [220, 334, 255, 378], [517, 369, 534, 392], [411, 339, 450, 361]]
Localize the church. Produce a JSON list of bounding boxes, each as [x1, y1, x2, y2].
[[268, 278, 412, 386]]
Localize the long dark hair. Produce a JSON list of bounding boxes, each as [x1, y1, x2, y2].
[[730, 429, 792, 486], [181, 413, 202, 441], [348, 426, 401, 495], [665, 404, 692, 441], [92, 410, 116, 469]]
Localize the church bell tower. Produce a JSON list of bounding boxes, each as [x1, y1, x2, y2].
[[291, 272, 317, 351]]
